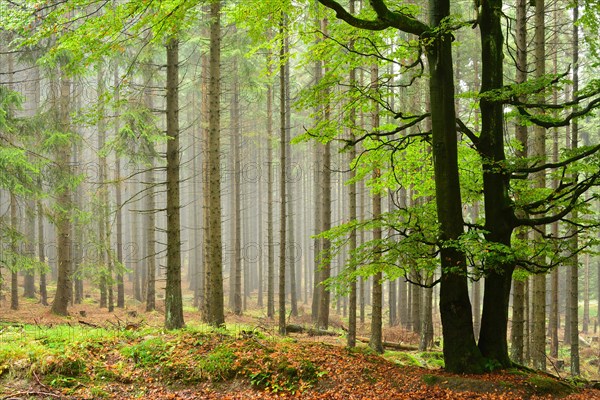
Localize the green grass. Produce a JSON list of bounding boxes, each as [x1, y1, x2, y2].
[[384, 350, 445, 369], [527, 375, 575, 396]]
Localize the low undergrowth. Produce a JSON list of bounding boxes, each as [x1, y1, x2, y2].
[[0, 322, 327, 397], [0, 321, 597, 399]]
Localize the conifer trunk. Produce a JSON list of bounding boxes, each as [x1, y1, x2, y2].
[[204, 0, 225, 326], [510, 0, 528, 365], [278, 12, 288, 335], [164, 35, 185, 330]]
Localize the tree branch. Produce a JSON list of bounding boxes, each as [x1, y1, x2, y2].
[[456, 118, 480, 146], [344, 113, 430, 147], [317, 0, 429, 36], [515, 172, 599, 227], [516, 97, 600, 128], [512, 144, 600, 174]]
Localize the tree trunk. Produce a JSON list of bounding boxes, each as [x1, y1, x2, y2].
[[278, 12, 288, 335], [476, 0, 517, 369], [369, 62, 383, 354], [50, 67, 73, 316], [23, 201, 36, 299], [410, 267, 421, 334], [142, 61, 156, 312], [164, 36, 185, 330], [198, 50, 210, 313], [286, 53, 298, 318], [266, 53, 275, 319], [568, 2, 580, 375], [131, 173, 142, 302], [72, 136, 83, 305], [428, 0, 484, 373], [315, 16, 332, 330], [204, 0, 225, 326], [510, 0, 528, 365], [531, 0, 547, 371], [113, 64, 125, 309], [230, 44, 243, 316], [419, 274, 434, 351], [37, 190, 48, 306], [389, 279, 397, 327], [190, 78, 203, 309], [311, 5, 324, 323], [282, 29, 297, 318], [10, 193, 18, 310], [583, 254, 589, 334]]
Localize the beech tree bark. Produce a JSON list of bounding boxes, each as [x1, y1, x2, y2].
[[476, 0, 516, 368]]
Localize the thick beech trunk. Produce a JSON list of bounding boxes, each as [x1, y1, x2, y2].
[[476, 0, 515, 369], [428, 0, 484, 373]]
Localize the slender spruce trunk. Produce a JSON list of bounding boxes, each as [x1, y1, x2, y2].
[[164, 36, 185, 329], [369, 62, 383, 353], [204, 0, 225, 326], [278, 12, 288, 335], [531, 0, 547, 371], [37, 188, 48, 306], [10, 193, 18, 310], [266, 52, 275, 319], [568, 2, 580, 375], [510, 0, 528, 365]]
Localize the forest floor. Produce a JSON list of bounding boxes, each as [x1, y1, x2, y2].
[[1, 300, 600, 399]]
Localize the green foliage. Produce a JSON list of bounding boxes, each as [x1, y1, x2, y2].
[[120, 336, 173, 367], [103, 99, 164, 163], [0, 85, 23, 129], [581, 1, 600, 65], [422, 374, 442, 385], [247, 356, 325, 393], [6, 0, 199, 73], [192, 344, 237, 382]]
